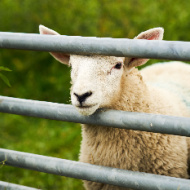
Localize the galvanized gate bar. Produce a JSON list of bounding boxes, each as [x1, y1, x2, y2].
[[1, 32, 190, 61], [0, 149, 190, 190], [0, 95, 190, 136], [0, 181, 40, 190]]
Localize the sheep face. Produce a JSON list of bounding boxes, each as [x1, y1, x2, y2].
[[39, 25, 164, 116], [70, 55, 125, 115]]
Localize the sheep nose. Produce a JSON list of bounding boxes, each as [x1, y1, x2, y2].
[[74, 91, 92, 105]]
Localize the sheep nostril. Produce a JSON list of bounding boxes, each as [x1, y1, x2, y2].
[[74, 93, 79, 98], [74, 91, 92, 105]]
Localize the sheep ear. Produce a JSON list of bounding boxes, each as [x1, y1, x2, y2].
[[39, 25, 70, 65], [124, 27, 164, 70]]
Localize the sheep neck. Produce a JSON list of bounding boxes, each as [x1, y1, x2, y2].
[[111, 68, 153, 113]]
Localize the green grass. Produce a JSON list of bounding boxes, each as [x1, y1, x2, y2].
[[0, 113, 84, 190]]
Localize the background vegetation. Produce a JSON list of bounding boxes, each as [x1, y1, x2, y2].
[[0, 0, 190, 189]]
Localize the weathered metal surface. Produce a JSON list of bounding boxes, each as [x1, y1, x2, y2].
[[0, 149, 189, 190], [0, 181, 40, 190], [1, 32, 190, 60], [0, 96, 189, 136]]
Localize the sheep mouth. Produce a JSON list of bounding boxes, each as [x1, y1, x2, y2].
[[75, 104, 99, 116], [76, 104, 97, 109]]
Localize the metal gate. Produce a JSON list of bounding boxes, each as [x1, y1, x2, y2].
[[0, 32, 190, 190]]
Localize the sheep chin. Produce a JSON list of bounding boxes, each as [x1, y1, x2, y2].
[[76, 104, 99, 116]]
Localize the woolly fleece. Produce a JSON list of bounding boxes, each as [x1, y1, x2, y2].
[[39, 25, 190, 190]]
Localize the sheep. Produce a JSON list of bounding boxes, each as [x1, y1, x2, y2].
[[39, 25, 190, 190]]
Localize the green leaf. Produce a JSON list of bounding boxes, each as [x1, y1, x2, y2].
[[0, 73, 11, 87], [0, 66, 12, 72]]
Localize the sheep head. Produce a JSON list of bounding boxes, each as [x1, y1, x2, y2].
[[39, 25, 164, 116]]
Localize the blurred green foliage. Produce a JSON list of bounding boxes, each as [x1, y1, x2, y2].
[[0, 0, 190, 189], [0, 66, 12, 87]]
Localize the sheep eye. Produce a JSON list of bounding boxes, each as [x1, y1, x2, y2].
[[114, 62, 122, 69]]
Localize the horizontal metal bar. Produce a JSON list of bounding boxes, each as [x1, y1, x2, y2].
[[1, 149, 190, 190], [1, 32, 190, 61], [0, 181, 40, 190], [0, 96, 189, 136]]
